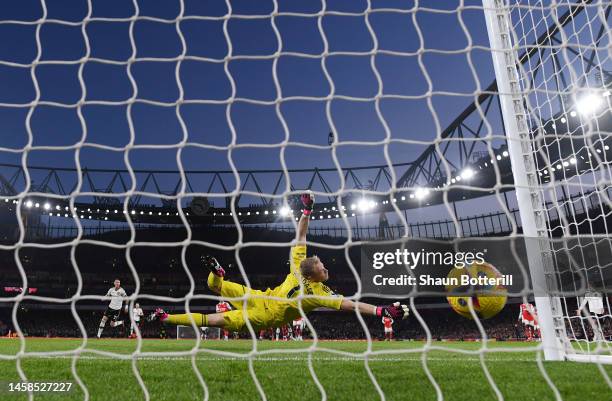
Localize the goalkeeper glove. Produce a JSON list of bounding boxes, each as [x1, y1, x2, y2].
[[300, 192, 315, 216], [201, 255, 225, 277], [376, 302, 409, 320]]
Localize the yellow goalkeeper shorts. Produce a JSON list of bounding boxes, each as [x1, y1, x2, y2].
[[214, 275, 271, 331]]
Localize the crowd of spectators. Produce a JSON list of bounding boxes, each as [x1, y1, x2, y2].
[[1, 226, 610, 343], [5, 304, 608, 341]]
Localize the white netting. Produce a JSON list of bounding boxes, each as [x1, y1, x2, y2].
[[0, 0, 610, 400], [506, 0, 612, 361]]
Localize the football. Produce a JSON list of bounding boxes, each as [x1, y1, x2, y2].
[[446, 262, 508, 320]]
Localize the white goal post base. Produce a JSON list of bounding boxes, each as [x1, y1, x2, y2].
[[566, 354, 612, 365]]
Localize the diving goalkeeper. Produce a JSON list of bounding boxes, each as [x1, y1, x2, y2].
[[149, 193, 409, 331]]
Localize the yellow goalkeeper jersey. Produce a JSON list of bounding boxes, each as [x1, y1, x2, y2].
[[265, 245, 343, 323]]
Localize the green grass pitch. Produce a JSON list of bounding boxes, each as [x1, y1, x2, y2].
[[0, 338, 610, 401]]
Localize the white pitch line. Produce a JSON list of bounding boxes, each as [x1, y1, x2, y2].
[[24, 355, 536, 362]]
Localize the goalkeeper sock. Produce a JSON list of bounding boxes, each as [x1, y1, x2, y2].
[[165, 313, 208, 327]]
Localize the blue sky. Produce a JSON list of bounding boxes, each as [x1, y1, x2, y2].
[[0, 0, 496, 169], [7, 0, 598, 223]]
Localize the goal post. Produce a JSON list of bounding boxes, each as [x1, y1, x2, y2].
[[483, 0, 612, 363], [482, 0, 566, 361]]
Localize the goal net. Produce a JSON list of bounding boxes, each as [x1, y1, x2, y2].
[[0, 0, 610, 400], [489, 0, 612, 363]]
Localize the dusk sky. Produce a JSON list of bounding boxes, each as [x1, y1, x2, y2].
[[0, 0, 605, 223], [0, 1, 496, 166]]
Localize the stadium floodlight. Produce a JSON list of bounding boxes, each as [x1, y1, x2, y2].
[[560, 117, 567, 123], [279, 206, 290, 216], [357, 199, 375, 212], [25, 200, 33, 208], [460, 168, 475, 180], [414, 187, 429, 200], [575, 92, 604, 116], [43, 203, 51, 210], [569, 158, 576, 165]]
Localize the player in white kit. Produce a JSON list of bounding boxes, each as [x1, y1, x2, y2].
[[129, 303, 144, 338], [97, 279, 128, 338], [578, 289, 606, 342]]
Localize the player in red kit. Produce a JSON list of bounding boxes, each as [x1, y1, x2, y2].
[[382, 316, 394, 341], [518, 303, 538, 341], [216, 300, 232, 340], [292, 317, 304, 341], [281, 325, 289, 341]]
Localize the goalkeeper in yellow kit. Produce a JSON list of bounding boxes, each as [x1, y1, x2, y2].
[[149, 193, 409, 332]]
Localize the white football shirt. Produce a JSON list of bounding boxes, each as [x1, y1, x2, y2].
[[106, 287, 127, 310], [132, 307, 144, 322], [585, 292, 604, 315]]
